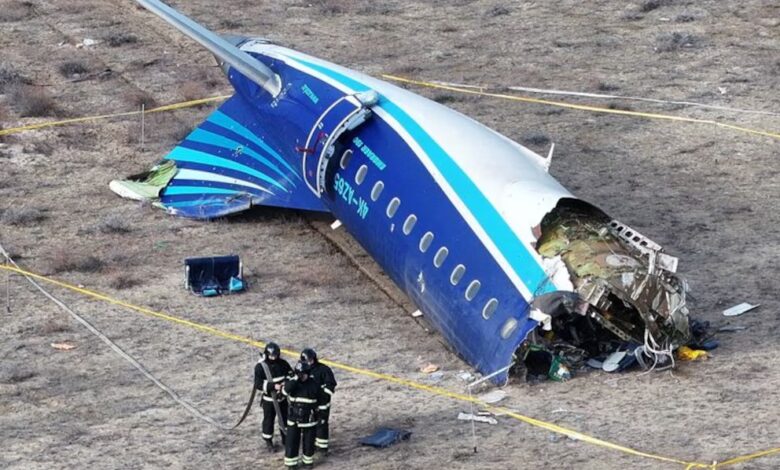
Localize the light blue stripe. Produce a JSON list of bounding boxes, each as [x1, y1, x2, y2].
[[164, 199, 239, 209], [207, 111, 301, 180], [289, 56, 554, 295], [186, 128, 296, 186], [164, 186, 241, 196], [167, 147, 287, 193]]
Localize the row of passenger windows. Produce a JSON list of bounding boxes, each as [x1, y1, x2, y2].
[[343, 149, 515, 336]]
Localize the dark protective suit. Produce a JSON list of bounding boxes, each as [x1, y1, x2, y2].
[[254, 357, 292, 444], [309, 361, 337, 451], [282, 375, 326, 467]]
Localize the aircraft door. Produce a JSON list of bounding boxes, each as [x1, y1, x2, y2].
[[300, 90, 378, 196]]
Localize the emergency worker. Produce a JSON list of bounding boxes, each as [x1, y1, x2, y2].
[[300, 348, 337, 455], [283, 361, 325, 468], [254, 342, 292, 452]]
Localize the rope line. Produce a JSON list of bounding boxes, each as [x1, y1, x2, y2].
[[0, 95, 230, 137], [2, 77, 778, 143], [428, 80, 780, 118], [4, 264, 777, 468], [0, 246, 240, 430], [380, 75, 780, 141]]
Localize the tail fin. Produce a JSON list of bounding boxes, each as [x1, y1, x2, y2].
[[111, 94, 327, 219]]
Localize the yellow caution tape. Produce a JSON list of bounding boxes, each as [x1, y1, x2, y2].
[[3, 76, 779, 144], [4, 264, 777, 468], [0, 95, 230, 137], [381, 75, 780, 142]]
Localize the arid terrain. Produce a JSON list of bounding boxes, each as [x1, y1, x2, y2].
[[1, 0, 779, 469]]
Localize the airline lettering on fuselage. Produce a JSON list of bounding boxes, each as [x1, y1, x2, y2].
[[352, 136, 386, 171], [301, 83, 320, 104]]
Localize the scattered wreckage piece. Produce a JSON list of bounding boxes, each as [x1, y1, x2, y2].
[[359, 428, 412, 448], [457, 412, 498, 425], [723, 302, 759, 317]]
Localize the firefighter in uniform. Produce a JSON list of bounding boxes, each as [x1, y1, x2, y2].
[[300, 348, 337, 455], [254, 342, 292, 452], [283, 361, 325, 468]]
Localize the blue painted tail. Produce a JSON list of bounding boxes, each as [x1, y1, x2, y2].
[[158, 94, 326, 218]]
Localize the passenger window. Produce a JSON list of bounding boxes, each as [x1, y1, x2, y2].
[[433, 247, 449, 268], [386, 197, 400, 218], [465, 280, 481, 301], [419, 232, 434, 252], [500, 318, 519, 339], [482, 298, 498, 319], [450, 264, 465, 286], [355, 164, 368, 185], [340, 149, 352, 169], [371, 181, 384, 201], [402, 215, 417, 235]]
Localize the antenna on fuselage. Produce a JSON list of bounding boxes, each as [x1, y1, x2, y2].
[[134, 0, 282, 97], [543, 142, 555, 172]]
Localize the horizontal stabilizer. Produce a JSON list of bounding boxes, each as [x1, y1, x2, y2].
[[111, 94, 327, 219]]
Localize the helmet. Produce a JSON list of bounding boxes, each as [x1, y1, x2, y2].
[[294, 361, 311, 375], [264, 342, 280, 359], [300, 348, 317, 364]]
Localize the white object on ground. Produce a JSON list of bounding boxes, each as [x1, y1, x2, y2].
[[330, 219, 342, 230], [457, 412, 497, 425], [478, 389, 507, 404], [602, 351, 627, 372], [723, 303, 759, 317], [457, 371, 475, 381]]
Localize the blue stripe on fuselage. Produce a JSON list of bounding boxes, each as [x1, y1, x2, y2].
[[285, 56, 554, 297]]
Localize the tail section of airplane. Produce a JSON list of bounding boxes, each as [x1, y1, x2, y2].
[[111, 94, 327, 218]]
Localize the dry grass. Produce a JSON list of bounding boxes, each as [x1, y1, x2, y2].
[[96, 213, 132, 234], [123, 89, 157, 109], [58, 60, 90, 78], [0, 0, 34, 23], [486, 5, 510, 17], [0, 104, 7, 141], [311, 0, 346, 15], [640, 0, 672, 12], [0, 62, 29, 93], [9, 85, 60, 117], [179, 80, 208, 102], [38, 318, 73, 335], [521, 131, 551, 147], [48, 248, 105, 274], [108, 274, 141, 290], [655, 32, 700, 52], [1, 207, 46, 225], [104, 32, 138, 47], [0, 367, 36, 384]]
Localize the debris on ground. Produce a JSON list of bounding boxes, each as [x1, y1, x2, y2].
[[51, 342, 76, 351], [79, 38, 99, 48], [426, 371, 444, 383], [359, 428, 411, 448], [184, 255, 245, 296], [477, 389, 507, 404], [420, 363, 439, 374], [457, 371, 475, 382], [718, 325, 747, 333], [457, 412, 498, 425], [723, 303, 759, 317], [676, 346, 709, 362]]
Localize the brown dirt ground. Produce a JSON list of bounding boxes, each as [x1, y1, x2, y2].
[[1, 0, 779, 469]]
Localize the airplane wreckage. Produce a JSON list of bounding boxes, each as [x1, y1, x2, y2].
[[113, 0, 705, 384]]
